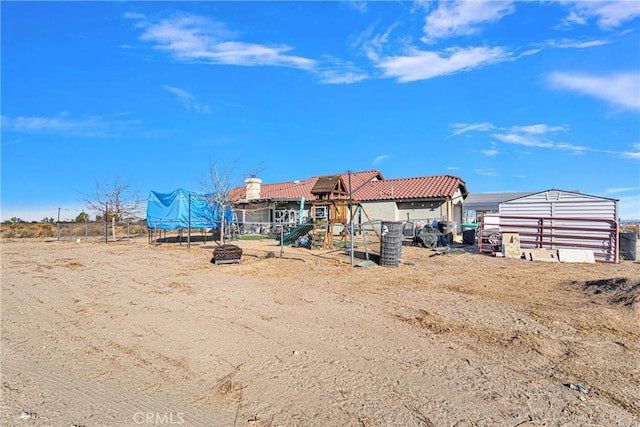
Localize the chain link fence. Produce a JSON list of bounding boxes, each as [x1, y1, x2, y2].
[[0, 220, 147, 242]]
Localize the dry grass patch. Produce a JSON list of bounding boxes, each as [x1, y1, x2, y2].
[[213, 363, 246, 404], [66, 261, 83, 269], [167, 281, 197, 295]]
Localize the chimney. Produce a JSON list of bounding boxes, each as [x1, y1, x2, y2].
[[245, 176, 262, 200]]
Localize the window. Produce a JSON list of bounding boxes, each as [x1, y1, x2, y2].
[[314, 206, 328, 219]]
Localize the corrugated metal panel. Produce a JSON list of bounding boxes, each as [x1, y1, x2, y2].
[[493, 190, 619, 262], [499, 190, 617, 220], [479, 214, 618, 262]]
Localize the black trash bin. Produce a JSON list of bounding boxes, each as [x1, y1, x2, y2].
[[619, 232, 637, 261], [462, 228, 476, 245]]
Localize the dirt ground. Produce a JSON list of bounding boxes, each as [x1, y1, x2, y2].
[[1, 237, 639, 426]]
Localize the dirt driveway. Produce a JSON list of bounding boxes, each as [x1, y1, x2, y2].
[[1, 238, 639, 426]]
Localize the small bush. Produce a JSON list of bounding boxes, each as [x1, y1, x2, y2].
[[1, 228, 19, 238], [0, 221, 146, 240], [620, 223, 639, 235]]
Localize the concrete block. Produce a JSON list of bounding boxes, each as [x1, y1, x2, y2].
[[502, 233, 521, 259], [557, 249, 595, 263], [523, 248, 559, 262]]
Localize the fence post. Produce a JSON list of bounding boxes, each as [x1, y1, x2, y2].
[[348, 170, 354, 266], [187, 194, 191, 249], [104, 203, 108, 244], [57, 207, 61, 241], [280, 225, 284, 258]]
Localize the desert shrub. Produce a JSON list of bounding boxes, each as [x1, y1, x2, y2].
[[1, 228, 19, 238], [620, 223, 639, 235], [29, 224, 56, 238], [0, 223, 56, 238], [0, 221, 146, 240], [18, 226, 37, 238]]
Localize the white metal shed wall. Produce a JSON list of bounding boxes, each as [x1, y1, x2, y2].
[[496, 189, 619, 262], [499, 189, 617, 219]]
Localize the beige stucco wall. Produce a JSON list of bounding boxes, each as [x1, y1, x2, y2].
[[397, 200, 446, 222], [360, 201, 399, 222], [364, 197, 465, 234]]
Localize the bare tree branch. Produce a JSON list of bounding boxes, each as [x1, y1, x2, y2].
[[83, 177, 142, 241], [200, 160, 240, 245]]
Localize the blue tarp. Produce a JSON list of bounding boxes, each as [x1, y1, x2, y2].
[[146, 189, 233, 230]]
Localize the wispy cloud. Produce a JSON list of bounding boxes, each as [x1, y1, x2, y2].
[[421, 0, 515, 43], [493, 132, 553, 148], [347, 1, 368, 14], [449, 122, 495, 137], [473, 168, 498, 177], [163, 85, 211, 113], [451, 122, 570, 146], [453, 121, 640, 159], [1, 137, 23, 146], [541, 38, 611, 49], [604, 186, 640, 195], [512, 36, 611, 62], [554, 143, 591, 155], [1, 112, 141, 137], [481, 148, 500, 156], [480, 141, 500, 157], [316, 57, 369, 84], [361, 2, 618, 84], [317, 70, 368, 84], [491, 124, 588, 152], [376, 46, 507, 82], [510, 124, 567, 135], [373, 154, 390, 165], [620, 142, 640, 160], [547, 71, 640, 111], [561, 1, 640, 30], [359, 22, 399, 63], [127, 12, 316, 70]]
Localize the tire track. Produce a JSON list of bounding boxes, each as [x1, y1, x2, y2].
[[2, 355, 236, 426]]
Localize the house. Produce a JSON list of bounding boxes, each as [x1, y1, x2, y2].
[[463, 191, 534, 222], [230, 170, 383, 231], [230, 170, 468, 235], [353, 175, 468, 230]]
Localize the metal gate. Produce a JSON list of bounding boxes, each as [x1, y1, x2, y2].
[[478, 214, 619, 263]]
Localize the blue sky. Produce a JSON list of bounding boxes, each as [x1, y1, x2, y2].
[[2, 1, 639, 221]]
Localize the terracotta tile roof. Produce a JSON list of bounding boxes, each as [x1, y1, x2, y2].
[[353, 175, 466, 201], [231, 171, 466, 202], [231, 170, 384, 201]]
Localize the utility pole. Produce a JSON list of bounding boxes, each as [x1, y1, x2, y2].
[[348, 170, 354, 266], [187, 193, 192, 249], [57, 207, 61, 241], [104, 202, 109, 243]]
